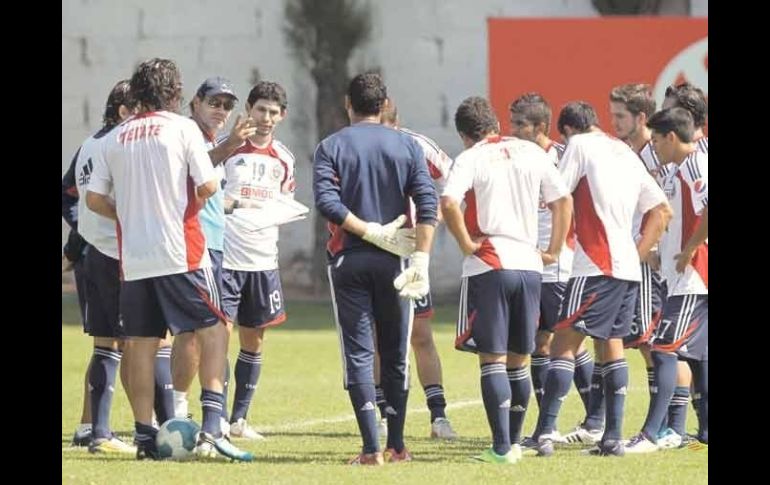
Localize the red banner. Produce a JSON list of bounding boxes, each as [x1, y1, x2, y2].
[[489, 18, 708, 139]]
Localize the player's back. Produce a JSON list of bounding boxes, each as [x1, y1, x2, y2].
[[562, 132, 660, 281], [99, 111, 213, 280]]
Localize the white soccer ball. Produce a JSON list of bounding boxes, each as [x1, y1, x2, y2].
[[156, 417, 201, 461]]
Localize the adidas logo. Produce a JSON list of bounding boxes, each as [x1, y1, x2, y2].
[[650, 386, 658, 394], [360, 401, 375, 412], [246, 384, 258, 390], [557, 395, 567, 402], [510, 405, 526, 412], [574, 320, 587, 330], [499, 399, 511, 409], [615, 386, 628, 395]]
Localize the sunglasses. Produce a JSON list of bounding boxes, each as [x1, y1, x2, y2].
[[206, 97, 236, 111]]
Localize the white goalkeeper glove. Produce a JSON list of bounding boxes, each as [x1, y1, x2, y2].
[[361, 215, 416, 258], [393, 251, 430, 299]]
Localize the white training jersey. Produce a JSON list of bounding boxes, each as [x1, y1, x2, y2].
[[222, 139, 296, 271], [75, 130, 119, 260], [400, 128, 453, 224], [558, 131, 667, 282], [443, 135, 569, 277], [659, 151, 708, 296], [537, 141, 574, 283], [89, 111, 216, 281]]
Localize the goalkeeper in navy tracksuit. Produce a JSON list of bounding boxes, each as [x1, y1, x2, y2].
[[312, 72, 438, 465]]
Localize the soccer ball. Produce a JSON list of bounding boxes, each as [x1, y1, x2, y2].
[[156, 417, 201, 461]]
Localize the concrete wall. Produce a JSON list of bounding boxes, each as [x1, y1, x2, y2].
[[62, 0, 707, 296]]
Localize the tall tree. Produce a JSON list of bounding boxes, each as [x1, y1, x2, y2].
[[284, 0, 372, 294]]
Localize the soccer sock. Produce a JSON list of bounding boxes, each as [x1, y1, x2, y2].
[[200, 389, 225, 437], [221, 358, 230, 421], [641, 352, 677, 440], [134, 422, 158, 448], [375, 385, 389, 419], [507, 366, 531, 445], [583, 363, 605, 431], [667, 386, 690, 436], [573, 350, 594, 414], [89, 347, 121, 440], [690, 360, 708, 443], [480, 363, 511, 455], [381, 375, 409, 453], [602, 359, 629, 442], [530, 354, 550, 408], [231, 350, 262, 422], [173, 390, 189, 418], [534, 358, 574, 439], [423, 384, 447, 422], [153, 346, 174, 425], [348, 383, 379, 454]]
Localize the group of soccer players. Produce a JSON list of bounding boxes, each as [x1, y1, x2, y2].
[[63, 57, 707, 465]]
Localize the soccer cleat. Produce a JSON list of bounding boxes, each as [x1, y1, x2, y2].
[[377, 418, 388, 438], [349, 451, 385, 465], [135, 440, 161, 461], [430, 417, 458, 440], [655, 428, 682, 450], [563, 425, 604, 445], [584, 439, 625, 456], [384, 447, 413, 463], [194, 439, 219, 460], [229, 418, 266, 441], [624, 433, 659, 453], [471, 447, 519, 464], [72, 427, 92, 447], [88, 435, 137, 454], [197, 431, 254, 462], [220, 417, 231, 439], [520, 436, 539, 457], [683, 434, 708, 451]]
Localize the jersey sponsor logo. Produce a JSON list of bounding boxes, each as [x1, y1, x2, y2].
[[240, 186, 276, 200], [693, 179, 706, 194]]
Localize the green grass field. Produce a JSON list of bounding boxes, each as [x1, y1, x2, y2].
[[62, 294, 707, 484]]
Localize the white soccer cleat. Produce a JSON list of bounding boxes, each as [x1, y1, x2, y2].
[[220, 417, 231, 439], [562, 425, 603, 445], [655, 428, 683, 449], [229, 418, 266, 441], [624, 433, 659, 453], [430, 417, 458, 440]]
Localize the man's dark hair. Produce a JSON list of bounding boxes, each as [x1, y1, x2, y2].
[[247, 81, 288, 110], [454, 96, 499, 142], [103, 79, 132, 128], [609, 83, 656, 118], [347, 72, 387, 116], [129, 58, 182, 112], [664, 82, 707, 128], [647, 107, 695, 143], [557, 101, 599, 136], [509, 92, 552, 129]]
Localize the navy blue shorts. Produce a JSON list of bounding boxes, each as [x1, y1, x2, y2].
[[414, 292, 434, 318], [120, 268, 224, 338], [651, 294, 708, 361], [83, 245, 124, 339], [73, 257, 87, 331], [455, 270, 540, 355], [556, 276, 638, 340], [539, 282, 567, 333], [327, 251, 412, 388], [221, 269, 286, 328], [208, 248, 224, 309], [625, 263, 667, 348]]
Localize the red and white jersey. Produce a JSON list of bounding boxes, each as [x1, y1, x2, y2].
[[89, 111, 216, 281], [400, 128, 453, 224], [75, 133, 119, 259], [558, 131, 667, 282], [659, 151, 708, 296], [222, 139, 295, 271], [443, 136, 569, 277], [538, 141, 574, 283]]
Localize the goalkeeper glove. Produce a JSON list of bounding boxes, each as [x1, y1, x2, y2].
[[362, 215, 416, 258], [393, 251, 430, 299]]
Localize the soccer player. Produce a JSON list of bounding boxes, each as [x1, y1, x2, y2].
[[171, 77, 256, 440], [442, 96, 572, 464], [531, 101, 671, 457], [313, 72, 437, 465], [62, 80, 136, 453], [508, 93, 598, 447], [219, 81, 294, 441], [377, 101, 458, 440], [625, 107, 708, 452], [86, 58, 253, 462]]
